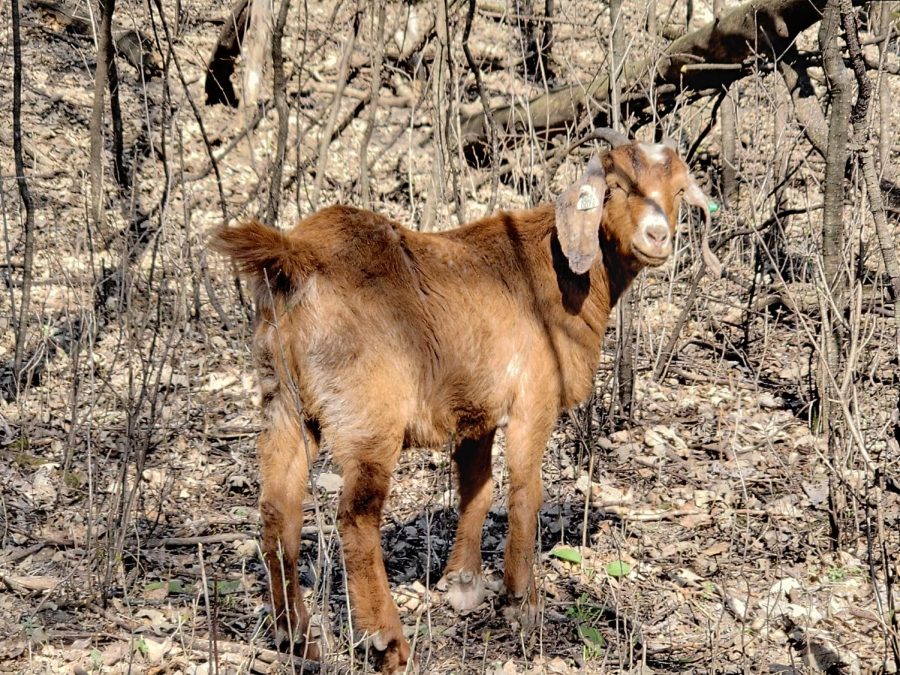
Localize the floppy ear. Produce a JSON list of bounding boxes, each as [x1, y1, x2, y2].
[[555, 157, 606, 274], [682, 176, 722, 278]]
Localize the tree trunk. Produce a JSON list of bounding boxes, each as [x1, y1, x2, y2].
[[89, 0, 116, 229], [840, 0, 900, 357], [819, 0, 850, 550], [204, 0, 251, 106], [264, 0, 291, 224], [876, 2, 894, 172], [715, 0, 738, 206], [107, 19, 128, 188], [514, 0, 540, 81], [11, 0, 36, 384], [541, 0, 555, 82]]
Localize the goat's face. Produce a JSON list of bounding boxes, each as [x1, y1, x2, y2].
[[555, 137, 710, 274], [602, 142, 707, 268]]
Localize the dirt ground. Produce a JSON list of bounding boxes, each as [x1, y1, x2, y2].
[[1, 0, 899, 673]]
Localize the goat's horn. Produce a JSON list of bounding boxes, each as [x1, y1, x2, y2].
[[591, 127, 630, 148]]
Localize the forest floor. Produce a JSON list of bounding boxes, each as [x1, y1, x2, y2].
[[1, 0, 899, 673]]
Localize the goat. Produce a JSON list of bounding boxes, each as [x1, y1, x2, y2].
[[212, 131, 715, 672]]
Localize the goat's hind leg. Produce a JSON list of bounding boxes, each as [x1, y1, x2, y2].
[[336, 438, 410, 673], [258, 403, 321, 659], [441, 429, 496, 613]]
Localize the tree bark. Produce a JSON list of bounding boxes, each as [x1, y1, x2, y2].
[[11, 0, 36, 383], [541, 0, 555, 82], [264, 0, 291, 224], [840, 0, 900, 359], [514, 0, 541, 81], [876, 2, 894, 172], [819, 0, 850, 550], [359, 3, 387, 209], [89, 0, 116, 229], [820, 0, 850, 335], [106, 11, 128, 188], [715, 0, 738, 206]]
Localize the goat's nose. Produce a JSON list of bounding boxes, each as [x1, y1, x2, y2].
[[644, 223, 669, 246]]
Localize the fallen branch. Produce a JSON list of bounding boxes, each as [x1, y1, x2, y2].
[[1, 572, 61, 594], [459, 0, 861, 147], [27, 0, 160, 77]]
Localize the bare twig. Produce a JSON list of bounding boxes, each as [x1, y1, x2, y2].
[[359, 2, 386, 209], [310, 11, 361, 210]]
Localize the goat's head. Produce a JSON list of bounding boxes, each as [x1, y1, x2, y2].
[[555, 130, 714, 275]]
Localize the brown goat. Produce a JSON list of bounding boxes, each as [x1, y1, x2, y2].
[[212, 133, 713, 672]]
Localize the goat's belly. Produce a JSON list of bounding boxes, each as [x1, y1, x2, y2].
[[404, 399, 504, 447]]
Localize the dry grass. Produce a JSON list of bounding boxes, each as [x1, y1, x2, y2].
[[1, 0, 898, 673]]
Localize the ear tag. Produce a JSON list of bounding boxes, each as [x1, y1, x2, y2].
[[576, 185, 600, 212]]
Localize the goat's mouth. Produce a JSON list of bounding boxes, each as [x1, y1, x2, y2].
[[632, 245, 670, 267]]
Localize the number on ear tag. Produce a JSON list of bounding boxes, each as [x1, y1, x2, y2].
[[576, 185, 600, 212]]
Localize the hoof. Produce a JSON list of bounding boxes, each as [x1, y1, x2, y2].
[[275, 627, 320, 661], [379, 651, 415, 674], [364, 628, 411, 674], [502, 593, 540, 632], [443, 569, 486, 613]]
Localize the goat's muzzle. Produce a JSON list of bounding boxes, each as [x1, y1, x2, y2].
[[632, 215, 672, 266]]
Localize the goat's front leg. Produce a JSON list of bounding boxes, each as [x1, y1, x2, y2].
[[337, 449, 409, 673], [502, 413, 553, 630], [258, 406, 320, 659], [442, 430, 496, 612]]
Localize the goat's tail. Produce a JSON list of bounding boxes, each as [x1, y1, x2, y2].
[[210, 219, 315, 301]]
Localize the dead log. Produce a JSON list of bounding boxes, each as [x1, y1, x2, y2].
[[204, 0, 251, 107], [459, 0, 861, 147], [27, 0, 159, 78]]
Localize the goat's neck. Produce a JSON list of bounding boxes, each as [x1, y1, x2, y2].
[[596, 236, 640, 309], [538, 228, 639, 408]]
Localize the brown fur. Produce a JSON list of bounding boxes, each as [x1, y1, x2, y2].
[[211, 141, 707, 672]]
